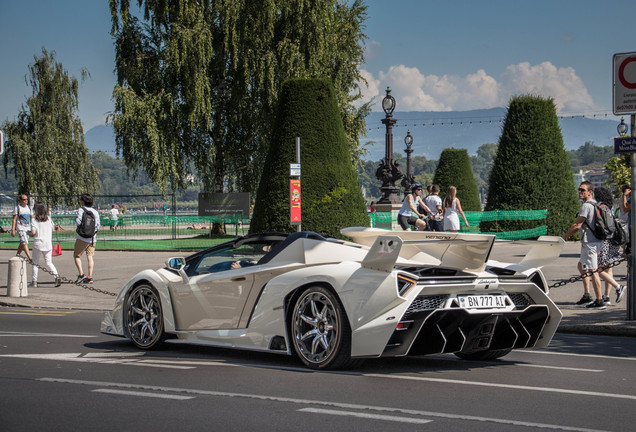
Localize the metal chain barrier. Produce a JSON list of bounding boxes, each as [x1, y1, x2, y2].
[[16, 254, 117, 297], [19, 258, 25, 296], [548, 256, 627, 289]]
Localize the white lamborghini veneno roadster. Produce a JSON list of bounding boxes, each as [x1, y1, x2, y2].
[[101, 227, 564, 370]]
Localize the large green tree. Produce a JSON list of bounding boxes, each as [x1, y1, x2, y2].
[[109, 0, 369, 196], [250, 78, 368, 236], [433, 148, 481, 211], [483, 95, 579, 236], [1, 48, 99, 204]]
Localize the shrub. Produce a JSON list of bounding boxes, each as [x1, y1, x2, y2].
[[433, 148, 481, 211], [482, 95, 579, 236], [250, 78, 368, 236]]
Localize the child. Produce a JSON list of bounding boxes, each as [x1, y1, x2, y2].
[[30, 203, 61, 288]]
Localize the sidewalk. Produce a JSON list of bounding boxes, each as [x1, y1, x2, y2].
[[1, 242, 635, 337]]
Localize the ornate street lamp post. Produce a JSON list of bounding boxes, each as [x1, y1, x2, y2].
[[376, 87, 403, 204], [401, 130, 415, 195], [618, 117, 628, 137]]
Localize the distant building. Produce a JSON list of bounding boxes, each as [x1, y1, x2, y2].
[[573, 169, 586, 187], [573, 168, 611, 191], [585, 169, 610, 191]]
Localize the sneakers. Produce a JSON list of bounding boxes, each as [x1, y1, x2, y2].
[[616, 285, 626, 303], [55, 276, 62, 287], [602, 295, 612, 305], [83, 277, 94, 284], [575, 293, 593, 307], [585, 299, 607, 310], [75, 274, 86, 283], [30, 281, 37, 288]]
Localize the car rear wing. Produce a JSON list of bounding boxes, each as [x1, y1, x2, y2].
[[342, 228, 565, 274], [343, 227, 496, 273]]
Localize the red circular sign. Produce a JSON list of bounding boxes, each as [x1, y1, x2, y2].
[[619, 56, 636, 89]]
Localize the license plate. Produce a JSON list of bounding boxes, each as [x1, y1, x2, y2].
[[459, 295, 507, 309]]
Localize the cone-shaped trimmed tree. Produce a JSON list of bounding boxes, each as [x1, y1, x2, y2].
[[432, 148, 481, 211], [250, 78, 368, 236], [483, 95, 579, 236]]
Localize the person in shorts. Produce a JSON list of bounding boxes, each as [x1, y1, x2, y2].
[[424, 184, 444, 231], [11, 194, 32, 259], [562, 181, 605, 309], [397, 183, 431, 231], [73, 194, 100, 284], [109, 204, 119, 230]]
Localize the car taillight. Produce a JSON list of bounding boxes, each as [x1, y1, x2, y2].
[[396, 321, 412, 331], [397, 274, 417, 297]]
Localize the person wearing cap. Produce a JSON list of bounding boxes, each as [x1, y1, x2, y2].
[[398, 183, 432, 231]]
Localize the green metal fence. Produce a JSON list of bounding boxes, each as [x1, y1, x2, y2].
[[0, 209, 549, 251], [369, 210, 549, 240], [0, 214, 249, 251]]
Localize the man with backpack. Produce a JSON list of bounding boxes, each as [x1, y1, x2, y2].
[[562, 181, 606, 309], [73, 193, 100, 284]]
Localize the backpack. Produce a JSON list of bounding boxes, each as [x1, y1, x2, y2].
[[76, 207, 97, 239], [612, 218, 629, 246], [585, 202, 626, 245]]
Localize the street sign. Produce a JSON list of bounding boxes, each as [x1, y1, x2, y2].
[[613, 52, 636, 115], [614, 136, 636, 153], [290, 163, 301, 177]]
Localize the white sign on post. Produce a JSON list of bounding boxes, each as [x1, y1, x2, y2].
[[613, 52, 636, 115]]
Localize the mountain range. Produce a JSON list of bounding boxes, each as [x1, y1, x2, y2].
[[84, 108, 622, 162]]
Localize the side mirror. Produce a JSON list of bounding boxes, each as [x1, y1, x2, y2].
[[166, 257, 185, 270], [165, 257, 188, 283]]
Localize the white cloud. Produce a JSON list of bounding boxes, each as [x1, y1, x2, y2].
[[380, 65, 451, 111], [357, 61, 595, 113], [500, 61, 594, 111], [357, 68, 381, 105], [363, 40, 383, 61]]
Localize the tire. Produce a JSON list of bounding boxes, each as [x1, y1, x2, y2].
[[124, 284, 166, 350], [290, 286, 354, 370], [454, 348, 512, 361]]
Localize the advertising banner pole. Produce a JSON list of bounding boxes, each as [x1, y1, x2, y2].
[[289, 138, 302, 231], [630, 114, 636, 320]]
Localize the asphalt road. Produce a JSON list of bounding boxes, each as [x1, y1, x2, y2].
[[1, 307, 635, 432]]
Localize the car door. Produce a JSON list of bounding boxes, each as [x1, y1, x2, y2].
[[171, 242, 267, 330]]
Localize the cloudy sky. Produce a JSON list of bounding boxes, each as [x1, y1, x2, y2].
[[0, 0, 634, 130]]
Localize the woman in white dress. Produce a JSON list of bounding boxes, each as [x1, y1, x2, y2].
[[443, 185, 469, 232]]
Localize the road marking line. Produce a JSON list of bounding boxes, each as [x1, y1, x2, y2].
[[83, 352, 144, 358], [0, 309, 80, 315], [298, 408, 432, 424], [138, 359, 237, 367], [38, 378, 612, 432], [92, 389, 194, 400], [518, 349, 636, 361], [0, 353, 195, 369], [516, 364, 603, 373], [363, 373, 636, 401], [0, 312, 69, 316], [0, 331, 95, 338]]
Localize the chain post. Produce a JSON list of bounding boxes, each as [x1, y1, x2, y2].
[[16, 255, 117, 297]]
